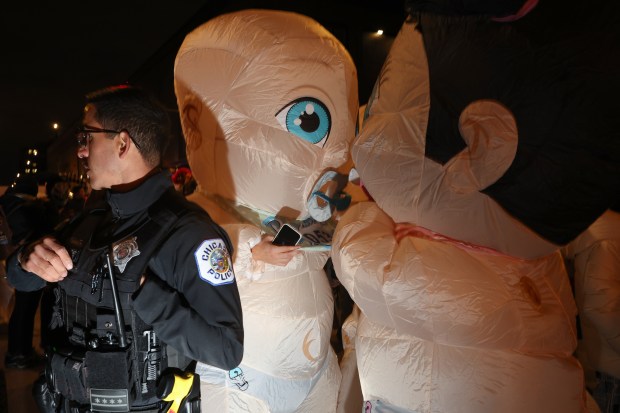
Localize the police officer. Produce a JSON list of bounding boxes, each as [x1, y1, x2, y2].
[[6, 85, 244, 412]]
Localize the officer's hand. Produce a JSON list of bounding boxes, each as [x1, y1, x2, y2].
[[251, 235, 300, 267], [19, 237, 73, 283]]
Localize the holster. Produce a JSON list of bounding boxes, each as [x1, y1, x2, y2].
[[33, 372, 61, 413], [157, 369, 201, 413]]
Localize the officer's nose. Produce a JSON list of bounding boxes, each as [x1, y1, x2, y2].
[[77, 145, 88, 159]]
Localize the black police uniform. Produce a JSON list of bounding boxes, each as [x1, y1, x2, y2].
[[7, 171, 243, 412]]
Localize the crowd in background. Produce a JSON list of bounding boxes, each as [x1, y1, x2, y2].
[[0, 174, 88, 368]]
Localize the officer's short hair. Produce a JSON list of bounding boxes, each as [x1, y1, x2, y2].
[[85, 85, 171, 167]]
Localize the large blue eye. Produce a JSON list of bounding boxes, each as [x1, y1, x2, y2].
[[275, 97, 331, 146]]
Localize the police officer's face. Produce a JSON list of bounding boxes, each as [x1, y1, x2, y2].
[[77, 105, 124, 190]]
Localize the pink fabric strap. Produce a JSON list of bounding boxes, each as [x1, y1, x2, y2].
[[492, 0, 539, 22], [401, 224, 510, 257]]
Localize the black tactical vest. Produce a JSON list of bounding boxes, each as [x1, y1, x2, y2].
[[48, 188, 192, 411]]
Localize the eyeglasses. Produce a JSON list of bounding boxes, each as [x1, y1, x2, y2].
[[75, 125, 141, 151]]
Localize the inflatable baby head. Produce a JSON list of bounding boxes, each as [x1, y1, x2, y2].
[[354, 0, 620, 259], [174, 9, 358, 221]]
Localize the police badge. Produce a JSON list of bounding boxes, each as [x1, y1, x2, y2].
[[113, 236, 141, 273]]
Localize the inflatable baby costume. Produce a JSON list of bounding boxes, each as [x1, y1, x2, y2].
[[174, 9, 358, 412], [331, 0, 619, 412]]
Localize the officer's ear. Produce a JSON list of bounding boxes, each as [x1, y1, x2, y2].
[[118, 131, 131, 157]]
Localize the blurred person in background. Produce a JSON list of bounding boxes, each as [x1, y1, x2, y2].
[[60, 183, 88, 222], [171, 166, 196, 197], [1, 175, 58, 369]]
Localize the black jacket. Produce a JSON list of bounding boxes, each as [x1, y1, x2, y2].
[[7, 171, 244, 370]]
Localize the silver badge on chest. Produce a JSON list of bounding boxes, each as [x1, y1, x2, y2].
[[113, 236, 141, 273]]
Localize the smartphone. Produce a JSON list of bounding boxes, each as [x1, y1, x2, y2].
[[272, 223, 303, 246]]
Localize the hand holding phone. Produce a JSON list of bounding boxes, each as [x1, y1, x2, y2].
[[252, 233, 300, 267], [271, 224, 303, 246]]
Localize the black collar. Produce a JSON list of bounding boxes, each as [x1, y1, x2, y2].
[[106, 171, 173, 219]]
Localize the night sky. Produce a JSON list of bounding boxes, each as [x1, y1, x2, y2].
[[0, 1, 219, 185], [0, 0, 406, 186]]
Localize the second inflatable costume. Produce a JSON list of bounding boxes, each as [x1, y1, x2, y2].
[[174, 9, 358, 412], [331, 0, 619, 412]]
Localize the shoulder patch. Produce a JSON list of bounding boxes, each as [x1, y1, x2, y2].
[[194, 239, 235, 286]]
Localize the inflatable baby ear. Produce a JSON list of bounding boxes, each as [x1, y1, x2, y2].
[[353, 19, 559, 259], [446, 100, 517, 192], [178, 93, 220, 194]]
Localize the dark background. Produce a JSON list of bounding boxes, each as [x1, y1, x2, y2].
[[0, 1, 407, 186]]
